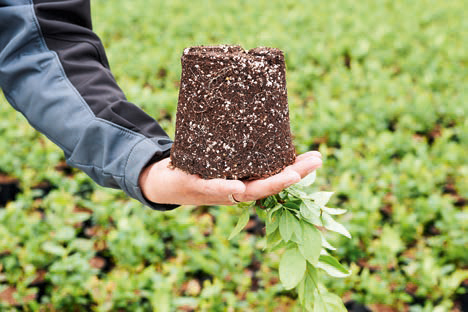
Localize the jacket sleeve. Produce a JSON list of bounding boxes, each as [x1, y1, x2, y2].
[[0, 0, 179, 211]]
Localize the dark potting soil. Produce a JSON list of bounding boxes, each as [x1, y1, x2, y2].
[[0, 173, 20, 207], [170, 45, 296, 180]]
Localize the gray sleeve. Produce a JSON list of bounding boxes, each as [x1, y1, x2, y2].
[[0, 0, 180, 211]]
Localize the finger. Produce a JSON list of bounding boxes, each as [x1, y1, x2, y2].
[[237, 170, 301, 202], [296, 151, 322, 161], [193, 179, 246, 206], [287, 156, 322, 179], [197, 178, 246, 197]]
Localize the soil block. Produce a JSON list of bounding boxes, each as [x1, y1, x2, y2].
[[170, 45, 296, 180]]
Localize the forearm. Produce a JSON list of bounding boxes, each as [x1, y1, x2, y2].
[[0, 0, 179, 211]]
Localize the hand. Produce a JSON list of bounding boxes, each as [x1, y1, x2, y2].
[[139, 151, 322, 206], [232, 151, 322, 202]]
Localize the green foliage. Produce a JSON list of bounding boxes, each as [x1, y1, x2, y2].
[[228, 175, 351, 310], [0, 0, 467, 310]]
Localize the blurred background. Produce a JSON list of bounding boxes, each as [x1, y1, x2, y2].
[[0, 0, 466, 311]]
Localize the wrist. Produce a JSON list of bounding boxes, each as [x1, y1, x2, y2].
[[138, 163, 153, 200]]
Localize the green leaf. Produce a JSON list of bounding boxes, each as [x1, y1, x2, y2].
[[267, 203, 283, 222], [68, 212, 92, 224], [270, 239, 289, 252], [322, 292, 347, 312], [297, 277, 306, 305], [322, 207, 347, 215], [228, 208, 250, 240], [262, 196, 277, 208], [309, 192, 334, 207], [279, 210, 301, 242], [313, 291, 326, 312], [255, 206, 267, 220], [443, 270, 468, 293], [298, 222, 322, 265], [266, 210, 280, 235], [306, 263, 320, 281], [284, 200, 301, 211], [238, 201, 255, 209], [311, 283, 347, 312], [321, 234, 336, 251], [317, 255, 350, 278], [290, 231, 303, 245], [42, 241, 66, 256], [300, 200, 323, 226], [298, 273, 316, 311], [265, 228, 282, 250], [279, 247, 306, 290], [54, 226, 76, 242], [69, 238, 94, 252], [296, 170, 316, 187], [303, 265, 320, 311], [286, 186, 308, 198], [321, 213, 351, 238], [379, 224, 404, 255]]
